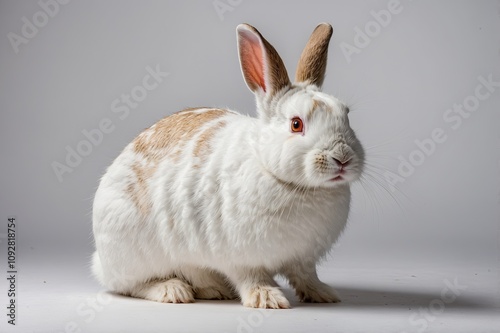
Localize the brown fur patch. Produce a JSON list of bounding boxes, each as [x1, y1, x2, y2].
[[129, 108, 229, 215], [127, 162, 156, 216], [193, 121, 227, 168], [133, 108, 229, 162], [307, 99, 321, 120], [307, 99, 334, 120]]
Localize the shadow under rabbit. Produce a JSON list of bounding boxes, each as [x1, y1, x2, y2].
[[282, 285, 497, 311]]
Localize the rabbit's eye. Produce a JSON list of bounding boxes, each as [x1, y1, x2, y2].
[[291, 117, 304, 133]]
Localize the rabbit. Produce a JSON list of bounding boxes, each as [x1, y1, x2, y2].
[[91, 22, 365, 309]]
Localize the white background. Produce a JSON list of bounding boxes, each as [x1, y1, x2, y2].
[[0, 1, 499, 332]]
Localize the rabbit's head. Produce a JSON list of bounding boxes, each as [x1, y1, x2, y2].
[[237, 23, 364, 188]]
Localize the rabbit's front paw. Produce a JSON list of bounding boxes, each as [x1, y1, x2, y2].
[[242, 285, 290, 309]]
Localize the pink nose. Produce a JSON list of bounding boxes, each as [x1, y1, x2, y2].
[[332, 158, 349, 169]]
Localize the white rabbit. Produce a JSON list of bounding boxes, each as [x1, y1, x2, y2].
[[92, 23, 364, 309]]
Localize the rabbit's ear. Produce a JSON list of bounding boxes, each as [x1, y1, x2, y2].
[[295, 23, 333, 89], [237, 24, 290, 97]]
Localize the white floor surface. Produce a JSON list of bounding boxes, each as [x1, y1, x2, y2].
[[1, 252, 498, 333]]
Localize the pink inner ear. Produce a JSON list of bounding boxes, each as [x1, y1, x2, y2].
[[239, 29, 266, 92]]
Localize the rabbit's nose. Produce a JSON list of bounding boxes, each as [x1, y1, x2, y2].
[[333, 157, 349, 168], [329, 141, 353, 165], [331, 157, 351, 168]]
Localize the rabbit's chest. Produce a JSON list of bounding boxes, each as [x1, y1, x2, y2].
[[212, 175, 351, 262]]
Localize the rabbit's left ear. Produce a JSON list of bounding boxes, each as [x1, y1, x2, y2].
[[237, 24, 290, 97], [295, 23, 333, 89]]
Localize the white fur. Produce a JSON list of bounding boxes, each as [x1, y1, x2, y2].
[[92, 24, 364, 309]]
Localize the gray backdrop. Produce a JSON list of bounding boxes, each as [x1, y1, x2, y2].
[[0, 1, 499, 332]]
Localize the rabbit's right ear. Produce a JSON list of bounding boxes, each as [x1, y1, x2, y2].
[[295, 23, 333, 89], [237, 24, 290, 98]]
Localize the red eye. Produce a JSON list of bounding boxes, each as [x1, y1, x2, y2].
[[291, 117, 304, 133]]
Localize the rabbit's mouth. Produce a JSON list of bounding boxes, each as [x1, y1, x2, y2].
[[326, 167, 360, 185], [329, 175, 343, 182], [328, 163, 348, 182]]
